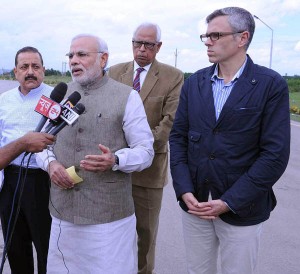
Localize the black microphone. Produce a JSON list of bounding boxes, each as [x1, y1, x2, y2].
[[34, 82, 68, 132], [48, 103, 85, 136], [43, 91, 81, 133]]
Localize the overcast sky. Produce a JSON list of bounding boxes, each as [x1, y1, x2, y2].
[[1, 0, 299, 76]]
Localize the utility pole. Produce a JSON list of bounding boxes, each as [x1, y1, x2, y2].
[[174, 48, 178, 68], [61, 62, 67, 75]]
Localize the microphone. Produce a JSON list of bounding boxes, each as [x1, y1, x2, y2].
[[43, 91, 81, 133], [34, 82, 68, 132], [48, 103, 85, 136]]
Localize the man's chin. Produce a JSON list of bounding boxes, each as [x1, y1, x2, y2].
[[24, 81, 41, 90]]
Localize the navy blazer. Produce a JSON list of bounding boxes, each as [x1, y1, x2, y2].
[[169, 56, 290, 226]]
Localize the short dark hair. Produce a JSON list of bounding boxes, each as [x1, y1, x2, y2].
[[15, 46, 44, 66], [206, 7, 255, 50]]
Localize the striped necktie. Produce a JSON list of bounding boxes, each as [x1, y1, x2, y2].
[[133, 67, 144, 92]]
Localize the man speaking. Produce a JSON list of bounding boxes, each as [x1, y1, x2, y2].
[[37, 34, 154, 274]]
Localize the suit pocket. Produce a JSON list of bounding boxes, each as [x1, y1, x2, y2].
[[188, 131, 202, 161]]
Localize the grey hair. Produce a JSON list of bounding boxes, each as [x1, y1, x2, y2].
[[133, 22, 162, 42], [206, 7, 255, 50], [71, 34, 109, 54]]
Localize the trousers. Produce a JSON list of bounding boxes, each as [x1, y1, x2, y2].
[[133, 185, 163, 274], [182, 210, 263, 274], [0, 165, 51, 274]]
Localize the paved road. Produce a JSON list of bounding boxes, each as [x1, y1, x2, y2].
[[0, 80, 299, 273], [155, 121, 300, 274]]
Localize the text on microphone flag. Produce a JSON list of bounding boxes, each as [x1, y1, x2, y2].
[[60, 106, 80, 125], [35, 95, 62, 119]]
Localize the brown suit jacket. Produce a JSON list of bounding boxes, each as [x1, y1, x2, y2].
[[109, 59, 184, 188]]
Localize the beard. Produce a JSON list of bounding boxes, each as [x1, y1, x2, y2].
[[71, 58, 102, 86]]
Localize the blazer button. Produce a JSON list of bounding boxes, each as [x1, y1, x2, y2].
[[78, 128, 84, 133], [213, 129, 219, 134], [209, 154, 215, 160]]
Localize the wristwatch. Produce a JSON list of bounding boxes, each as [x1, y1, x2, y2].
[[112, 154, 119, 171]]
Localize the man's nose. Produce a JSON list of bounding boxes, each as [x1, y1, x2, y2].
[[27, 66, 34, 74]]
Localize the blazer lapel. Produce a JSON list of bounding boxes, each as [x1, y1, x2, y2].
[[120, 62, 134, 87], [139, 60, 159, 102], [198, 68, 217, 125], [216, 76, 256, 125]]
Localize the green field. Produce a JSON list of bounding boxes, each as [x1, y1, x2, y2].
[[43, 75, 72, 86], [289, 92, 300, 122]]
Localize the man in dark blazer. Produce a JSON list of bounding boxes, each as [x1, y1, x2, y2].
[[109, 22, 184, 274], [169, 7, 290, 274]]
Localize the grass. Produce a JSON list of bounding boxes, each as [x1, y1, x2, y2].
[[289, 92, 300, 122], [43, 75, 72, 86]]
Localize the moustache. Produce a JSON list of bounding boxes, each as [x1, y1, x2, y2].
[[25, 76, 38, 81]]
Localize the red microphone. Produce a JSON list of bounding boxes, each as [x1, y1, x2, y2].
[[34, 95, 62, 120]]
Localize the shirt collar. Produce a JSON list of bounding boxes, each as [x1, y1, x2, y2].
[[18, 82, 46, 98], [133, 61, 151, 72], [211, 56, 248, 83]]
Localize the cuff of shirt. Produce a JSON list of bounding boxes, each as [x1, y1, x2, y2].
[[223, 201, 236, 214]]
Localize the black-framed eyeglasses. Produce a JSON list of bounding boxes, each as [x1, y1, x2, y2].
[[132, 40, 158, 50], [66, 51, 103, 59], [200, 31, 244, 42]]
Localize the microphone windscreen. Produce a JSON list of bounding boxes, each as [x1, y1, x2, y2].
[[50, 82, 68, 103], [65, 91, 81, 107], [73, 103, 85, 115]]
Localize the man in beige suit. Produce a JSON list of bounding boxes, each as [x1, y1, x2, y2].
[[109, 22, 184, 274]]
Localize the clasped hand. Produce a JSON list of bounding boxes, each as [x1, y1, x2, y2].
[[182, 192, 229, 220]]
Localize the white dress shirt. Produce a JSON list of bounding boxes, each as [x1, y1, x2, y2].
[[0, 83, 52, 168]]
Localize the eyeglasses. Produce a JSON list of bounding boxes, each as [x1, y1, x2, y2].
[[132, 40, 158, 50], [66, 51, 103, 59], [200, 31, 244, 42]]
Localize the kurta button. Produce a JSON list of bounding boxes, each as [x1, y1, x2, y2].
[[209, 154, 215, 160], [84, 92, 89, 96], [78, 128, 83, 133], [74, 186, 80, 191], [76, 147, 81, 152]]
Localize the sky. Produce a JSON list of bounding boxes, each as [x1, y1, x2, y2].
[[1, 0, 300, 76]]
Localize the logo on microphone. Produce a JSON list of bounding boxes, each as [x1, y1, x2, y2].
[[48, 104, 62, 120], [35, 95, 62, 120], [35, 95, 53, 117], [60, 106, 80, 125]]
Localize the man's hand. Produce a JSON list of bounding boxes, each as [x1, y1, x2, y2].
[[48, 160, 74, 189], [80, 144, 115, 172], [182, 193, 229, 220], [21, 132, 55, 153]]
